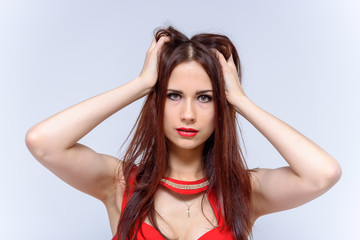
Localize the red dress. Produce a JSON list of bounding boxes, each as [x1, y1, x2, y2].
[[112, 177, 233, 240]]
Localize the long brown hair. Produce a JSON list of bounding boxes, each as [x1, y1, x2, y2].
[[117, 26, 252, 240]]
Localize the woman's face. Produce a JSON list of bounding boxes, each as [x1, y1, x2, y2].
[[164, 61, 215, 152]]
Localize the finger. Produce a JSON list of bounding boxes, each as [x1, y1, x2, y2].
[[227, 54, 237, 69], [227, 54, 234, 64], [147, 36, 169, 56], [156, 36, 171, 48], [212, 49, 228, 66], [153, 36, 171, 53]]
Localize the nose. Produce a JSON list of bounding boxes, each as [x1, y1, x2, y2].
[[180, 99, 196, 124]]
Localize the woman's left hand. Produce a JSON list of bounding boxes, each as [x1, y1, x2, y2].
[[214, 50, 247, 106]]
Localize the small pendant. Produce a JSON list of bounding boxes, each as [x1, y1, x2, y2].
[[187, 207, 190, 217]]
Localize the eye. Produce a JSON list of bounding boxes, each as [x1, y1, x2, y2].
[[167, 93, 181, 101], [198, 95, 212, 103]]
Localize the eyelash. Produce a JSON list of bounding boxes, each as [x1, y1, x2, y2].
[[198, 95, 212, 103], [167, 93, 181, 101], [167, 93, 213, 103]]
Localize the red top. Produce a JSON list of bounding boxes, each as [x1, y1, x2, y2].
[[112, 176, 233, 239]]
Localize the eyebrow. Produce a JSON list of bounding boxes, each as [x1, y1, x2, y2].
[[167, 89, 213, 94]]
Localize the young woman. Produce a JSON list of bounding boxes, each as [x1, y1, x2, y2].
[[25, 26, 341, 240]]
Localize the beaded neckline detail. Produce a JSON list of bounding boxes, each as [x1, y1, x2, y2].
[[160, 177, 209, 195]]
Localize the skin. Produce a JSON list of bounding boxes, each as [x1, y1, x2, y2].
[[153, 61, 218, 238], [25, 35, 342, 239], [164, 61, 215, 180]]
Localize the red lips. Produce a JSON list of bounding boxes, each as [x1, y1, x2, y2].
[[176, 127, 198, 137]]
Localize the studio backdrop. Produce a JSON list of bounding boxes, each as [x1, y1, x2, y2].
[[0, 0, 359, 239]]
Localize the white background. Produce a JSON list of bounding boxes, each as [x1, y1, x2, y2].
[[1, 0, 359, 239]]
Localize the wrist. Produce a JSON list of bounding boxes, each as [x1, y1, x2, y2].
[[131, 76, 154, 97], [228, 93, 251, 115]]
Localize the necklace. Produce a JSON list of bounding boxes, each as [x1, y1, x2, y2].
[[160, 177, 209, 195], [159, 176, 209, 217], [177, 192, 205, 217]]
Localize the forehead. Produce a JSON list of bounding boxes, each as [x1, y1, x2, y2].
[[168, 61, 212, 89]]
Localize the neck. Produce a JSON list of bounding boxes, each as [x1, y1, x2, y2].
[[166, 143, 204, 181]]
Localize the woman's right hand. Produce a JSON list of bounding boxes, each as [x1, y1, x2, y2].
[[138, 35, 170, 89]]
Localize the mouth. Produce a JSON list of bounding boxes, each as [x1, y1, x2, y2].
[[176, 127, 199, 137]]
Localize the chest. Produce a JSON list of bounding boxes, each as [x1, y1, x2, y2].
[[143, 188, 219, 240], [108, 184, 237, 240]]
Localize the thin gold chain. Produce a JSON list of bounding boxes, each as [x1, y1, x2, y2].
[[177, 192, 205, 217]]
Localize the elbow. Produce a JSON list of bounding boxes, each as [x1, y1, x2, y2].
[[317, 159, 342, 192], [326, 160, 342, 186], [25, 127, 49, 160]]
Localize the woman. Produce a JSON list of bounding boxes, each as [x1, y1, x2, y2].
[[25, 26, 341, 240]]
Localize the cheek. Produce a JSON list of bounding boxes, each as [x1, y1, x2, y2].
[[200, 108, 215, 131]]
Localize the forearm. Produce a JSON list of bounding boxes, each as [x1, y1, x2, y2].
[[234, 95, 341, 188], [26, 77, 150, 154]]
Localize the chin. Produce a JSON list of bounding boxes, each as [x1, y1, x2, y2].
[[168, 139, 204, 151]]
